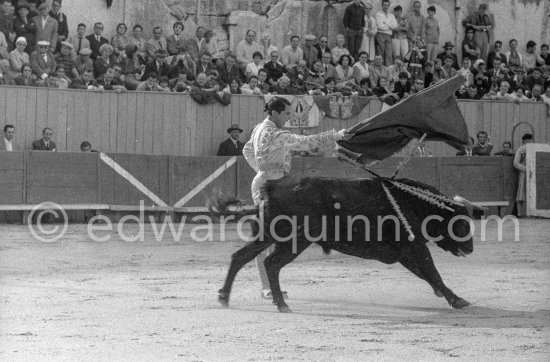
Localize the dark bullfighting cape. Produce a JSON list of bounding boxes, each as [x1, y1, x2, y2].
[[338, 75, 469, 161]]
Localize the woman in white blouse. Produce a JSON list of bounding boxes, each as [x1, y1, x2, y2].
[[335, 54, 356, 89], [352, 51, 370, 84], [331, 34, 351, 65], [245, 51, 264, 79]]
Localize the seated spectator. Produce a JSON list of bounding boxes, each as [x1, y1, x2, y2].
[[70, 68, 98, 90], [352, 51, 370, 84], [442, 55, 457, 79], [145, 26, 167, 61], [185, 26, 206, 63], [523, 40, 544, 70], [513, 86, 529, 101], [487, 40, 507, 69], [437, 42, 459, 69], [281, 35, 303, 70], [530, 84, 543, 102], [93, 43, 116, 79], [472, 131, 493, 156], [303, 77, 324, 95], [303, 34, 319, 69], [30, 40, 56, 80], [190, 72, 220, 93], [86, 22, 109, 61], [260, 33, 278, 63], [263, 50, 284, 86], [0, 59, 14, 84], [456, 136, 475, 156], [9, 37, 29, 75], [256, 69, 270, 94], [245, 51, 263, 79], [462, 28, 480, 62], [369, 54, 389, 87], [110, 23, 129, 57], [320, 51, 337, 82], [223, 77, 242, 94], [235, 29, 261, 69], [458, 84, 482, 100], [331, 34, 350, 65], [494, 141, 514, 157], [240, 75, 262, 95], [357, 77, 373, 96], [98, 68, 126, 92], [270, 75, 295, 95], [143, 49, 171, 80], [80, 141, 97, 152], [323, 77, 341, 96], [487, 57, 505, 84], [542, 86, 550, 105], [53, 65, 70, 88], [128, 24, 147, 64], [287, 59, 308, 92], [1, 124, 16, 151], [405, 40, 424, 82], [485, 80, 515, 101], [473, 59, 490, 89], [432, 58, 448, 83], [203, 29, 221, 63], [67, 23, 89, 59], [217, 124, 244, 156], [410, 78, 425, 94], [481, 81, 499, 99], [170, 46, 197, 81], [32, 127, 57, 151], [136, 71, 160, 91], [388, 56, 409, 85], [309, 59, 326, 85], [510, 67, 528, 93], [156, 76, 170, 92], [0, 28, 8, 60], [168, 70, 192, 93], [538, 44, 550, 67], [373, 76, 399, 106], [216, 52, 242, 87], [74, 47, 93, 78], [505, 39, 523, 73], [13, 4, 36, 55], [55, 41, 78, 79], [196, 51, 215, 77], [423, 61, 434, 87], [13, 63, 38, 86], [525, 67, 543, 91], [393, 71, 411, 100], [334, 54, 356, 90], [457, 57, 474, 89]]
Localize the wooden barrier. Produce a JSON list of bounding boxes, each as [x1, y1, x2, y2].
[[0, 151, 25, 204], [0, 86, 547, 157]]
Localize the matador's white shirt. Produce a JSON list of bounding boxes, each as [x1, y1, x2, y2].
[[243, 117, 343, 204]]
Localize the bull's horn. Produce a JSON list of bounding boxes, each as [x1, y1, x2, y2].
[[453, 196, 488, 211]]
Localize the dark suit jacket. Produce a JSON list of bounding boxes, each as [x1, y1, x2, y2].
[[217, 138, 244, 156], [264, 61, 285, 84], [85, 34, 109, 60], [166, 34, 187, 56], [217, 63, 244, 87], [32, 139, 57, 151], [13, 16, 37, 52], [29, 50, 56, 77], [32, 15, 59, 50], [472, 144, 493, 156], [315, 44, 330, 61], [13, 75, 39, 87], [49, 11, 69, 39], [143, 60, 172, 80], [70, 78, 98, 89]]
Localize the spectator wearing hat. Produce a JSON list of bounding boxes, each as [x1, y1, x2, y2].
[[49, 0, 68, 53], [67, 23, 90, 59], [462, 27, 481, 62], [424, 5, 439, 63], [143, 49, 171, 80], [217, 124, 244, 156], [55, 41, 78, 78], [462, 4, 493, 62], [487, 40, 507, 70], [406, 0, 426, 48], [343, 0, 366, 59], [32, 1, 58, 53], [302, 34, 319, 69], [9, 36, 29, 74], [166, 22, 186, 56], [145, 26, 167, 61], [375, 0, 397, 66], [30, 40, 55, 79], [13, 4, 36, 54], [86, 22, 109, 61], [436, 41, 459, 69], [74, 47, 93, 77]]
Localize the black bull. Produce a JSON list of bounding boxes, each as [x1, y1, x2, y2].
[[209, 177, 474, 313]]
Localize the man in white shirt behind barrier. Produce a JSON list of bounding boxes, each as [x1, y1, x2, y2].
[[243, 96, 352, 299]]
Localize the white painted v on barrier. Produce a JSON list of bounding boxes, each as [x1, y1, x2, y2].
[[99, 153, 168, 207]]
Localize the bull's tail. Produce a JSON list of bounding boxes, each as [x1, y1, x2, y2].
[[207, 189, 258, 218]]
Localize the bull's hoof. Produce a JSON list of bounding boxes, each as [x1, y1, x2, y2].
[[278, 305, 292, 313], [218, 289, 229, 307], [433, 289, 444, 298], [450, 298, 470, 309]]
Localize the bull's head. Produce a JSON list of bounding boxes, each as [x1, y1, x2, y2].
[[428, 196, 484, 257]]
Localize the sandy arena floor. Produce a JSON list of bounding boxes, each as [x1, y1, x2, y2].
[[0, 218, 549, 361]]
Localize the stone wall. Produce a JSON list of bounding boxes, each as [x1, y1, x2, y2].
[[55, 0, 548, 60]]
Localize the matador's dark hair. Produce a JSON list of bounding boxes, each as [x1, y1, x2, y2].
[[265, 97, 291, 115]]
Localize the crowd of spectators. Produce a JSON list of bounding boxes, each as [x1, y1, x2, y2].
[[0, 0, 549, 105]]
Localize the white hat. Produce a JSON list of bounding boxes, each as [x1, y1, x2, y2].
[[16, 37, 27, 44], [37, 40, 50, 46]]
